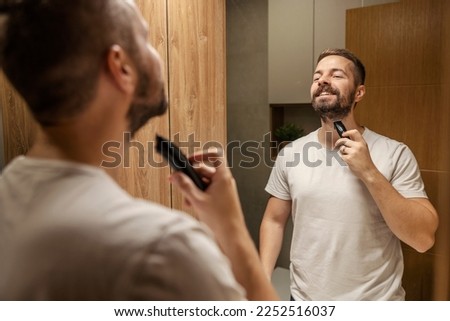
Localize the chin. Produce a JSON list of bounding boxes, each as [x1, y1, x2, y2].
[[128, 99, 168, 137]]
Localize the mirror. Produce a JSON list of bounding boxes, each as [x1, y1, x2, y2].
[[226, 0, 399, 265], [226, 0, 449, 300]]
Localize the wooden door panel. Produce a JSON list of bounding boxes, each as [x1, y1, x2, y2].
[[167, 0, 226, 213]]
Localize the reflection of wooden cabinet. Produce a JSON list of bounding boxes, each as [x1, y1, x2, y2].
[[347, 0, 450, 300], [0, 0, 226, 213]]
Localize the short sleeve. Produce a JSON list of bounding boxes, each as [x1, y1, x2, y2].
[[265, 152, 292, 200], [390, 144, 427, 199]]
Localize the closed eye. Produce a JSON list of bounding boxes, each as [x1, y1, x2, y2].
[[331, 69, 347, 79], [313, 73, 321, 82]]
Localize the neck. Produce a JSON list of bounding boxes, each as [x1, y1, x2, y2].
[[27, 125, 122, 169], [25, 70, 135, 171], [317, 116, 364, 149], [27, 109, 128, 169]]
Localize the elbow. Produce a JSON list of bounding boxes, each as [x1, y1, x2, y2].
[[414, 234, 435, 253], [414, 218, 439, 253]]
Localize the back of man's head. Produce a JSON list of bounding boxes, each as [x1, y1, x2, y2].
[[0, 0, 140, 126]]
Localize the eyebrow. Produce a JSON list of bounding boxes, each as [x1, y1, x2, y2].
[[313, 68, 348, 75]]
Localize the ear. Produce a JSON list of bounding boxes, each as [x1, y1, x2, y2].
[[354, 85, 366, 103], [105, 44, 136, 95]]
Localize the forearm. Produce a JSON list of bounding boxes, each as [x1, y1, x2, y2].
[[362, 169, 438, 252], [259, 217, 285, 278]]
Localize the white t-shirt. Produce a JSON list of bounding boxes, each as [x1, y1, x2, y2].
[[0, 157, 245, 300], [266, 128, 427, 300]]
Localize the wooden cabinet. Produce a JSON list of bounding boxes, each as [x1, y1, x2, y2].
[[0, 106, 3, 169], [0, 0, 226, 213], [347, 0, 450, 300], [167, 0, 226, 213]]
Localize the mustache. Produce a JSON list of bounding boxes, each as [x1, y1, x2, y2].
[[313, 85, 340, 98]]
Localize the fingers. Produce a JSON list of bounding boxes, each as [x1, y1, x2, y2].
[[171, 149, 233, 198], [335, 129, 364, 150], [169, 149, 228, 196], [335, 137, 351, 150], [169, 171, 204, 206], [188, 150, 224, 164], [344, 129, 363, 142], [189, 150, 231, 180], [192, 163, 216, 180]]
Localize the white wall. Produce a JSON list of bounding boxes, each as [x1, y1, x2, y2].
[[314, 0, 362, 63], [269, 0, 314, 103]]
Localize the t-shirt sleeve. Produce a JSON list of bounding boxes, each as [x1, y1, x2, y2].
[[265, 152, 292, 200], [123, 220, 246, 300], [390, 144, 428, 199]]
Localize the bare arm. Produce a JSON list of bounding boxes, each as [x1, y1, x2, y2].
[[358, 174, 437, 252], [337, 130, 439, 252], [170, 152, 279, 300], [259, 196, 292, 279]]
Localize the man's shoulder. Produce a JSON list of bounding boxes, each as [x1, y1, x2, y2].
[[364, 127, 408, 151]]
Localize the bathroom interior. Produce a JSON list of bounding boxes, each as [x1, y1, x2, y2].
[[0, 0, 449, 300]]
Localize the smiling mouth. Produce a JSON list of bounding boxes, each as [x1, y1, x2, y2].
[[314, 85, 338, 98], [316, 92, 335, 97]]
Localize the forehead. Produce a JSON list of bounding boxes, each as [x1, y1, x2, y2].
[[315, 55, 354, 73]]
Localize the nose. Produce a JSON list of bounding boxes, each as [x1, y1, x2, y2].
[[317, 74, 330, 87]]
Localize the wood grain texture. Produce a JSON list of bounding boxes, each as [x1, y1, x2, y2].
[[0, 73, 37, 163], [354, 85, 442, 170], [433, 0, 450, 301], [347, 0, 441, 87], [167, 0, 226, 213], [347, 0, 447, 172], [347, 0, 449, 300]]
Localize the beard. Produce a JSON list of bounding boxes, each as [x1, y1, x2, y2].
[[311, 84, 355, 121], [127, 66, 168, 137]]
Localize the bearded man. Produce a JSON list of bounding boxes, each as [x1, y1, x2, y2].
[[0, 0, 278, 300], [259, 48, 438, 300]]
